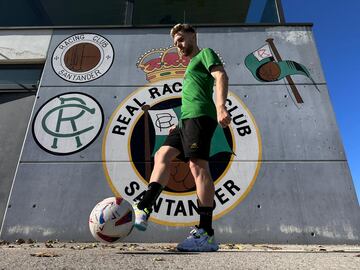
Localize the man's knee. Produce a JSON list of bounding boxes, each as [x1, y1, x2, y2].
[[154, 146, 179, 164], [189, 158, 209, 178]]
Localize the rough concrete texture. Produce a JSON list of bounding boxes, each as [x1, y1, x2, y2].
[[1, 26, 359, 244], [0, 30, 52, 61], [0, 242, 359, 270], [0, 93, 36, 232]]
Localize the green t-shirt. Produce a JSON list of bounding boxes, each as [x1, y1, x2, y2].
[[181, 48, 222, 120]]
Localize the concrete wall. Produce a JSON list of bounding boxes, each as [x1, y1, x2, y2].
[[0, 93, 36, 229], [0, 26, 359, 244], [0, 29, 50, 230]]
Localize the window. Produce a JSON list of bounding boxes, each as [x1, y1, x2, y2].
[[0, 64, 44, 92], [0, 0, 282, 27], [133, 0, 281, 25], [0, 0, 127, 26]]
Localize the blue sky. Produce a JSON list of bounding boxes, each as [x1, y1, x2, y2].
[[282, 0, 360, 203]]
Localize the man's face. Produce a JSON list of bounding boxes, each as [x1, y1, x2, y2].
[[173, 31, 196, 57]]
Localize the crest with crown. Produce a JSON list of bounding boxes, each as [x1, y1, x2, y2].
[[136, 46, 190, 83]]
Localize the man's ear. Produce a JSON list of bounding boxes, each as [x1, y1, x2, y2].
[[191, 32, 197, 42]]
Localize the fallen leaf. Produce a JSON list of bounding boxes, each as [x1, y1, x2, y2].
[[45, 243, 54, 248], [30, 252, 60, 257], [164, 247, 177, 252], [0, 240, 10, 245], [161, 245, 174, 250], [153, 257, 165, 261], [260, 245, 282, 250], [27, 239, 36, 244], [15, 239, 25, 245], [221, 244, 236, 249], [134, 247, 148, 251]]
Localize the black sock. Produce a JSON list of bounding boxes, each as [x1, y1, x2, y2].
[[137, 182, 163, 211], [198, 206, 214, 236]]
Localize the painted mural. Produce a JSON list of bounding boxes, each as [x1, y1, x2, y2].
[[32, 92, 104, 155], [103, 47, 262, 226], [2, 28, 358, 244], [52, 33, 114, 83], [30, 33, 328, 226], [245, 38, 319, 104], [31, 34, 263, 226]]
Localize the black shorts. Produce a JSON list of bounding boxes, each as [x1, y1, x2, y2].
[[162, 116, 218, 161]]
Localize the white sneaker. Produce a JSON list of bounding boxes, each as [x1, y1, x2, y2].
[[177, 227, 219, 252], [133, 204, 151, 231]]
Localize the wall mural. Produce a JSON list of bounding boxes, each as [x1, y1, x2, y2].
[[33, 34, 323, 226], [7, 29, 355, 244], [52, 33, 114, 83], [102, 47, 262, 226], [32, 92, 104, 155], [245, 38, 320, 104]]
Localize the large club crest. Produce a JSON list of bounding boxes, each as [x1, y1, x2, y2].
[[103, 46, 262, 225]]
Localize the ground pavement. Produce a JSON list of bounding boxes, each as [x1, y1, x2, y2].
[[0, 240, 359, 270]]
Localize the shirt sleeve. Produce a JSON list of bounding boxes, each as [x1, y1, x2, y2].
[[201, 48, 223, 72]]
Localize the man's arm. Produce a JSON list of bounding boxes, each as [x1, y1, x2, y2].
[[210, 65, 231, 128]]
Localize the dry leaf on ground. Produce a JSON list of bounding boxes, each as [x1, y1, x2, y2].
[[30, 252, 60, 257]]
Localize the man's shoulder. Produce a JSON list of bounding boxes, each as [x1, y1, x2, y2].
[[201, 48, 215, 54], [199, 48, 222, 69], [200, 48, 221, 60]]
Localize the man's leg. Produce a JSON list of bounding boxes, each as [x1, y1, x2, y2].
[[177, 158, 219, 252], [134, 145, 180, 230], [150, 145, 181, 186], [189, 158, 215, 235]]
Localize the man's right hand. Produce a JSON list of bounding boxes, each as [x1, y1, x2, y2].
[[169, 125, 176, 134], [217, 105, 231, 128]]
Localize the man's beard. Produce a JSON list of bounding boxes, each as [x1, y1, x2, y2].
[[182, 44, 194, 56]]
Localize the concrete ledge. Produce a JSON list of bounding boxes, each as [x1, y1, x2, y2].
[[0, 30, 52, 62]]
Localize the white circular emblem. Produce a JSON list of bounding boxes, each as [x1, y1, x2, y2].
[[52, 33, 114, 83], [102, 79, 262, 226], [33, 92, 104, 155]]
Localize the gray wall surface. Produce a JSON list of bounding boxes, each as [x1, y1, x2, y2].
[[1, 26, 359, 244], [0, 93, 36, 229]]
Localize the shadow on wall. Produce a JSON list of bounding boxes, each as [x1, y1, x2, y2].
[[0, 93, 35, 105]]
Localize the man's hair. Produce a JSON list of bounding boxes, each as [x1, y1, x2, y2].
[[170, 23, 196, 38]]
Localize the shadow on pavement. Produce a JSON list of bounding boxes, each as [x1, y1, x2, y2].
[[117, 251, 200, 255]]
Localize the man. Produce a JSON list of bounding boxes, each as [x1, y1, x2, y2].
[[133, 24, 231, 252]]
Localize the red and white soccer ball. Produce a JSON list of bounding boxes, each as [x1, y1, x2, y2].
[[89, 197, 134, 243]]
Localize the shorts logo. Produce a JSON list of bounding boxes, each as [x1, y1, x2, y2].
[[33, 92, 104, 155], [103, 47, 262, 226], [190, 143, 199, 149], [52, 33, 114, 83]]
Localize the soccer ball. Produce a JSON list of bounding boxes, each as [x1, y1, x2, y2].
[[89, 197, 134, 243]]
